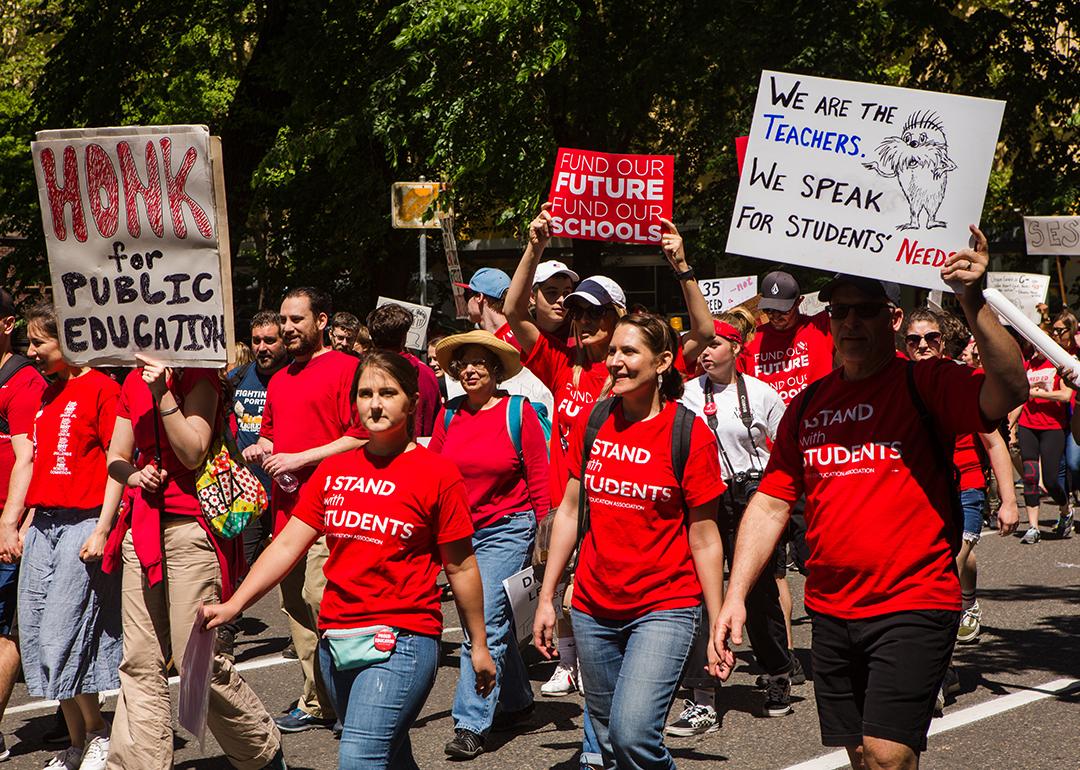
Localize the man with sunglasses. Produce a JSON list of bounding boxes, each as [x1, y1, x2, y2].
[[713, 227, 1028, 770]]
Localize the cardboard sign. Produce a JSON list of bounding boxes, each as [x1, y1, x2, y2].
[[547, 148, 673, 245], [32, 125, 232, 367], [375, 296, 430, 351], [698, 276, 758, 314], [986, 272, 1050, 324], [800, 291, 827, 317], [502, 566, 567, 645], [726, 71, 1005, 291], [1024, 216, 1080, 256]]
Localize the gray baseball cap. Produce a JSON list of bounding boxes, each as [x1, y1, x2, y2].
[[759, 271, 801, 312]]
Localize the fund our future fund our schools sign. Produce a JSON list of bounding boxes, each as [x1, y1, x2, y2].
[[547, 148, 674, 245], [32, 125, 233, 367], [726, 71, 1005, 291]]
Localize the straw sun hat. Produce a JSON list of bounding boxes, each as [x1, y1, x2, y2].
[[434, 330, 522, 382]]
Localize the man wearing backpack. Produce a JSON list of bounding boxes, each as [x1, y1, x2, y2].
[[713, 228, 1028, 770]]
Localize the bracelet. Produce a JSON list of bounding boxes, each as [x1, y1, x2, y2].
[[159, 406, 180, 417], [674, 266, 696, 281]]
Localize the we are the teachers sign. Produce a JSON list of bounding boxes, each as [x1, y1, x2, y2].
[[32, 125, 233, 367]]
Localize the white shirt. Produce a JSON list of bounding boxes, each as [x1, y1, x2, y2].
[[680, 372, 786, 481]]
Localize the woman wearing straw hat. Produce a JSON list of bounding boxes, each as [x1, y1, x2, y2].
[[431, 331, 551, 760]]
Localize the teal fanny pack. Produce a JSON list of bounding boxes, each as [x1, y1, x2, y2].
[[324, 626, 399, 671]]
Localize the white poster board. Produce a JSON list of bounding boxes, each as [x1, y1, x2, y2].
[[986, 272, 1050, 324], [698, 276, 758, 314], [1024, 216, 1080, 256], [726, 71, 1005, 291], [799, 291, 826, 316], [376, 296, 431, 351], [32, 125, 230, 366], [503, 566, 543, 645]]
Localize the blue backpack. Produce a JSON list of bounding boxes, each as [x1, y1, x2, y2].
[[443, 394, 552, 457]]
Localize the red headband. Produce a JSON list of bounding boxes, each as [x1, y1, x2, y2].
[[713, 320, 743, 344]]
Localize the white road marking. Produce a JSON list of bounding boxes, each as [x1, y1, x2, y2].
[[781, 677, 1080, 770]]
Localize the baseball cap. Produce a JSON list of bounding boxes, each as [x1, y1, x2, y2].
[[533, 260, 580, 286], [564, 276, 627, 309], [819, 274, 902, 305], [454, 267, 510, 299], [758, 271, 801, 312]]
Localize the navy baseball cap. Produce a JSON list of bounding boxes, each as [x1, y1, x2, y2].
[[455, 267, 511, 299], [820, 274, 901, 305]]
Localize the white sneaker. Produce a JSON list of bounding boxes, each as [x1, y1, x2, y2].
[[541, 662, 578, 696], [665, 699, 719, 736], [80, 730, 110, 770], [1020, 526, 1041, 544], [43, 746, 82, 770]]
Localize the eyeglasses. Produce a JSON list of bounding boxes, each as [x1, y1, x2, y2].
[[825, 302, 890, 320], [568, 304, 609, 321], [1052, 326, 1070, 335], [447, 358, 492, 377], [905, 331, 943, 348]]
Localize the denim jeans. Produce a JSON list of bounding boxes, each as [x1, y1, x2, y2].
[[572, 606, 700, 770], [453, 510, 536, 735], [1064, 431, 1080, 495], [318, 634, 439, 770]]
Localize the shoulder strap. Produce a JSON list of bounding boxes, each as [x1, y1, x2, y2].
[[506, 394, 525, 456], [228, 362, 253, 388], [442, 395, 467, 432], [734, 372, 754, 429], [572, 398, 619, 569], [0, 355, 36, 436], [670, 403, 695, 486]]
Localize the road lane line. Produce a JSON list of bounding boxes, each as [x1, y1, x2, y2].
[[781, 677, 1080, 770]]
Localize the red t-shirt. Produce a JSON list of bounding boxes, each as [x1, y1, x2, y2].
[[738, 312, 834, 405], [429, 397, 551, 528], [524, 331, 610, 503], [495, 322, 523, 353], [27, 370, 119, 510], [566, 400, 725, 620], [261, 350, 366, 527], [758, 357, 989, 619], [401, 351, 441, 437], [290, 445, 474, 635], [953, 433, 986, 491], [1019, 357, 1067, 430], [0, 364, 47, 508]]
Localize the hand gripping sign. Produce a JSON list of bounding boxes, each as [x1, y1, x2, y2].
[[726, 71, 1004, 291], [32, 125, 233, 367], [547, 148, 674, 245]]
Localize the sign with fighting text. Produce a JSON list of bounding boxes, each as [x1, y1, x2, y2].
[[986, 272, 1050, 324], [376, 296, 431, 351], [547, 148, 673, 245], [1024, 216, 1080, 256], [698, 276, 758, 314], [726, 71, 1005, 291], [32, 125, 231, 367]]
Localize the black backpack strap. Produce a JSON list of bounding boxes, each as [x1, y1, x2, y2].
[[0, 355, 36, 436], [227, 362, 253, 389], [572, 397, 619, 570], [670, 403, 695, 486]]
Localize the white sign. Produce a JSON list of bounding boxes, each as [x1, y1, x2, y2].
[[726, 71, 1005, 291], [698, 276, 758, 314], [799, 291, 826, 316], [376, 296, 431, 351], [503, 566, 543, 645], [32, 125, 230, 366], [986, 272, 1050, 324], [1024, 216, 1080, 256]]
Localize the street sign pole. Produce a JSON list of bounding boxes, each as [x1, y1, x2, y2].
[[419, 231, 428, 306]]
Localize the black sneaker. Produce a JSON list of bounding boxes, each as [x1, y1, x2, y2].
[[789, 652, 806, 685], [280, 699, 299, 715], [0, 733, 8, 762], [42, 706, 69, 744], [273, 708, 335, 733], [762, 675, 792, 717], [332, 720, 343, 740], [262, 746, 287, 770], [444, 728, 485, 759], [282, 642, 298, 660], [217, 625, 237, 662], [491, 702, 535, 732]]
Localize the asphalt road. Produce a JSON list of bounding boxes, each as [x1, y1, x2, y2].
[[1, 503, 1077, 769]]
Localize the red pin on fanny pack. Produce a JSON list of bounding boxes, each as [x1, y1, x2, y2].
[[373, 629, 398, 652]]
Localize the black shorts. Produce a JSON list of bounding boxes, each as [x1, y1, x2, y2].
[[809, 608, 960, 753]]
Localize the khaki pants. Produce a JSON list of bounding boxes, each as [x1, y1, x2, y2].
[[107, 523, 280, 770], [279, 535, 335, 719]]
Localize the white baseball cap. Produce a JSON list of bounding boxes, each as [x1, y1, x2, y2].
[[565, 275, 627, 309], [533, 260, 580, 287]]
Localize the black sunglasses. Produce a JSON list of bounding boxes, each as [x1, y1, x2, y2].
[[568, 304, 609, 321], [825, 302, 891, 320], [905, 331, 943, 348]]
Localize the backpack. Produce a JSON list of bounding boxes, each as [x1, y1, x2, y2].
[[442, 394, 552, 457]]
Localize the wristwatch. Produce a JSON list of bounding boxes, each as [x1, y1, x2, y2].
[[674, 266, 696, 281]]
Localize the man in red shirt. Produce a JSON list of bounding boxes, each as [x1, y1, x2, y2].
[[243, 286, 366, 733], [0, 287, 47, 758], [367, 303, 441, 437], [713, 229, 1028, 770]]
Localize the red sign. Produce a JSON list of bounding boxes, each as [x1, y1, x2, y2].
[[547, 148, 673, 245]]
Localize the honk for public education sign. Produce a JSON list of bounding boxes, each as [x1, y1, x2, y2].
[[32, 125, 230, 367], [726, 71, 1005, 291]]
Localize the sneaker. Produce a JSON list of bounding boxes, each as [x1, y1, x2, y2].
[[279, 699, 298, 715], [541, 662, 578, 696], [491, 702, 535, 732], [1020, 526, 1041, 544], [444, 728, 485, 760], [0, 733, 8, 762], [281, 642, 298, 660], [332, 719, 343, 740], [789, 652, 806, 685], [42, 707, 68, 744], [762, 675, 792, 717], [262, 747, 287, 770], [43, 747, 82, 770], [943, 665, 961, 696], [664, 700, 719, 737], [80, 730, 110, 770], [273, 708, 334, 733], [1054, 509, 1074, 539], [957, 601, 982, 644], [934, 685, 945, 716], [217, 625, 237, 662]]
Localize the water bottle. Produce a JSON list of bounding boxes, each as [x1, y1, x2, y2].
[[277, 472, 299, 494]]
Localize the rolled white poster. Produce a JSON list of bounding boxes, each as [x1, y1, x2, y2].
[[983, 288, 1080, 378]]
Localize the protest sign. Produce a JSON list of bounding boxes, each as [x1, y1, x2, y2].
[[1024, 216, 1080, 256], [985, 289, 1080, 380], [376, 296, 431, 351], [726, 71, 1005, 291], [698, 276, 758, 314], [800, 291, 827, 317], [32, 125, 232, 367], [503, 566, 567, 645], [547, 148, 673, 245], [986, 272, 1050, 324]]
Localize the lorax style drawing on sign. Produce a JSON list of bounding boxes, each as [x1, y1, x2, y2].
[[862, 111, 957, 231]]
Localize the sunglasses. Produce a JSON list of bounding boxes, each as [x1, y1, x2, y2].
[[905, 331, 943, 348], [825, 302, 891, 320], [1052, 326, 1070, 335], [568, 304, 610, 321]]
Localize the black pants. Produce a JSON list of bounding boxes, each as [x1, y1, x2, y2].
[[1017, 425, 1067, 507]]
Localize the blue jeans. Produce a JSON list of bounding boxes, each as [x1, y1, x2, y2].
[[453, 510, 536, 735], [960, 488, 986, 544], [1065, 431, 1080, 495], [318, 634, 439, 770], [572, 606, 700, 770]]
